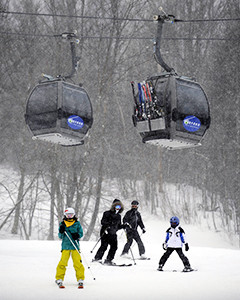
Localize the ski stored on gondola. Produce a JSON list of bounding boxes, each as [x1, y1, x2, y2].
[[131, 9, 210, 150], [25, 32, 93, 146]]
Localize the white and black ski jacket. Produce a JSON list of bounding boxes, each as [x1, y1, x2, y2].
[[165, 225, 187, 248]]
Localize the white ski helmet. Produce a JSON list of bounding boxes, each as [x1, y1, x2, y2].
[[64, 207, 75, 218]]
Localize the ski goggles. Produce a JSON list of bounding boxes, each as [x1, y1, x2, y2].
[[115, 205, 121, 210], [66, 213, 74, 218]]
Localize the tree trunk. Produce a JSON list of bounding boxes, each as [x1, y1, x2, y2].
[[84, 157, 104, 240], [11, 168, 25, 234], [47, 163, 57, 240]]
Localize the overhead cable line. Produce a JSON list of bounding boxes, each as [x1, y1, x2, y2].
[[1, 10, 240, 23], [1, 10, 152, 22], [176, 17, 240, 23], [0, 31, 238, 41]]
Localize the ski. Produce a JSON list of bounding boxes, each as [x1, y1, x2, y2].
[[138, 82, 146, 118], [59, 285, 66, 289], [141, 81, 152, 119], [145, 82, 153, 105], [157, 268, 197, 273], [108, 263, 132, 267], [122, 256, 150, 260], [100, 262, 132, 267], [131, 81, 141, 118]]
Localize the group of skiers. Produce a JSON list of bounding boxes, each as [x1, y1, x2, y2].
[[55, 199, 192, 289], [93, 199, 147, 264]]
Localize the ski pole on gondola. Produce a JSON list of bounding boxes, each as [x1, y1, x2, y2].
[[131, 81, 141, 119], [64, 231, 96, 280]]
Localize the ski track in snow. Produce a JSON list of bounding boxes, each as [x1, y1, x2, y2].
[[0, 218, 240, 300]]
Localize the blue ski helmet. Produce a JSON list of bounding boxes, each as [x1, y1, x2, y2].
[[170, 216, 179, 228]]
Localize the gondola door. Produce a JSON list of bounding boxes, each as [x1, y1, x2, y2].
[[170, 78, 211, 148]]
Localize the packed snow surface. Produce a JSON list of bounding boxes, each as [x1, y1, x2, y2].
[[0, 217, 239, 300]]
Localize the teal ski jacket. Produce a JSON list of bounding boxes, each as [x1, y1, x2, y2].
[[58, 219, 83, 250]]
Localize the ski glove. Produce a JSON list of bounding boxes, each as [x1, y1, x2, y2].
[[59, 223, 66, 234], [71, 232, 80, 240], [105, 227, 111, 234], [123, 223, 131, 229], [142, 228, 146, 234], [162, 243, 168, 250], [185, 243, 189, 251]]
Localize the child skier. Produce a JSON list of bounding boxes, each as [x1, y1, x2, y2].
[[55, 207, 85, 288], [158, 216, 193, 272]]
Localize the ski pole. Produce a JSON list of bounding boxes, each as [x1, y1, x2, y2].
[[129, 245, 136, 265], [90, 232, 104, 253], [90, 228, 111, 253], [64, 231, 96, 280], [124, 229, 136, 265]]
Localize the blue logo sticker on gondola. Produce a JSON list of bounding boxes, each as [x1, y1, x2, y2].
[[67, 115, 84, 130], [183, 116, 201, 132]]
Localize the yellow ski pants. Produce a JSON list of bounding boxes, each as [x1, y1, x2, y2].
[[56, 250, 85, 281]]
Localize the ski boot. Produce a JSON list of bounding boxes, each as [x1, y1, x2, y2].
[[78, 279, 84, 289], [55, 279, 65, 288], [92, 258, 102, 262], [104, 259, 116, 266], [140, 254, 150, 260], [182, 266, 194, 272], [157, 264, 163, 271]]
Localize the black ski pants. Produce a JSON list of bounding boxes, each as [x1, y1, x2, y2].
[[159, 247, 190, 267], [94, 233, 118, 261], [122, 229, 145, 256]]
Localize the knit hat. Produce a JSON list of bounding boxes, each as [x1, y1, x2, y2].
[[113, 199, 120, 204], [131, 200, 139, 206]]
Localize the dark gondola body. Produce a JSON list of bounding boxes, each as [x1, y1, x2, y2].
[[25, 79, 93, 146], [132, 74, 210, 149]]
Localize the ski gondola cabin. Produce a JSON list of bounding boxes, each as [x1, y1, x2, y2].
[[132, 74, 210, 149], [25, 80, 93, 146]]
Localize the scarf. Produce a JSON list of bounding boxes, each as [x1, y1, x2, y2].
[[64, 219, 76, 227]]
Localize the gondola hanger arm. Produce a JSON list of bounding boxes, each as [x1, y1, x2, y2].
[[153, 7, 177, 74], [39, 31, 80, 82], [59, 31, 80, 80]]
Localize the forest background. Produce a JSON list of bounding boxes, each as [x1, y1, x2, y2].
[[0, 0, 239, 245]]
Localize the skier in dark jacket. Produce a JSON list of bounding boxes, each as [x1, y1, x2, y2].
[[157, 216, 193, 272], [121, 200, 147, 259], [94, 199, 125, 265]]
